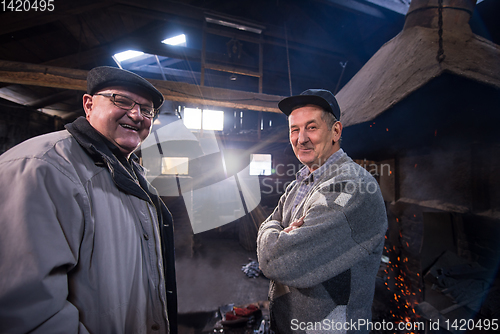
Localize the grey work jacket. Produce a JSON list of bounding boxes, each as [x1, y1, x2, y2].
[[0, 120, 176, 333]]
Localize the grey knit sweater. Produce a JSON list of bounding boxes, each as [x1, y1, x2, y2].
[[257, 151, 387, 334]]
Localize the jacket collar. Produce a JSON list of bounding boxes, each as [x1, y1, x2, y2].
[[65, 116, 151, 202]]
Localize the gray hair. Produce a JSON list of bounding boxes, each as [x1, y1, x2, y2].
[[320, 110, 337, 130]]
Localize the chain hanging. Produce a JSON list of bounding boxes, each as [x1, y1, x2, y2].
[[437, 0, 446, 63]]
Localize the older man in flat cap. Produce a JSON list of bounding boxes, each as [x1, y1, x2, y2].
[[0, 66, 177, 334], [257, 89, 388, 334]]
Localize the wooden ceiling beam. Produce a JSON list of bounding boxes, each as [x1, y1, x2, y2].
[[25, 90, 79, 109], [0, 60, 284, 113]]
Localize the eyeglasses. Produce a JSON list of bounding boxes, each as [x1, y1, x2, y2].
[[94, 93, 157, 119]]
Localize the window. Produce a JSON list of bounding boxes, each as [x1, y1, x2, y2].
[[113, 34, 187, 67], [203, 109, 224, 131], [249, 154, 272, 176], [161, 157, 189, 175], [113, 50, 145, 62], [162, 34, 187, 46], [183, 108, 202, 129], [183, 107, 224, 131]]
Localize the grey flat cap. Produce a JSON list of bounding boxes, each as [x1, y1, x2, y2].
[[87, 66, 164, 109], [278, 89, 340, 120]]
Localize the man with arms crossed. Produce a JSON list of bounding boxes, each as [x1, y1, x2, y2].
[[0, 66, 177, 333], [257, 89, 387, 334]]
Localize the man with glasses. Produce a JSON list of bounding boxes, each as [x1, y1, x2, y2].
[[257, 89, 387, 334], [0, 66, 177, 333]]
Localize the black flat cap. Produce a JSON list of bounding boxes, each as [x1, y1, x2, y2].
[[278, 89, 340, 120], [87, 66, 164, 109]]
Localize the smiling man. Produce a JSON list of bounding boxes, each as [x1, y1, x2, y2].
[[0, 67, 177, 334], [257, 89, 388, 334]]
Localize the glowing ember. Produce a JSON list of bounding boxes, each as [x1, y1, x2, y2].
[[382, 225, 422, 333]]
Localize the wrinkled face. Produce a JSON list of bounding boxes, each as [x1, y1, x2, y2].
[[83, 86, 153, 157], [289, 104, 341, 171]]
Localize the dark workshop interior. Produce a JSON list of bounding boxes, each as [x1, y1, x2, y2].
[[1, 0, 500, 332]]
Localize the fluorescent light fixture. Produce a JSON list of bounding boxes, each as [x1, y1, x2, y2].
[[205, 15, 264, 34], [113, 50, 145, 62], [162, 34, 186, 46]]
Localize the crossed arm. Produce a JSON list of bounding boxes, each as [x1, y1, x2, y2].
[[257, 184, 386, 289], [282, 216, 304, 233]]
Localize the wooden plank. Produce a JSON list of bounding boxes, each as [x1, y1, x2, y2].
[[204, 63, 261, 77], [0, 60, 284, 113], [205, 27, 262, 45], [153, 80, 281, 112], [0, 62, 88, 91]]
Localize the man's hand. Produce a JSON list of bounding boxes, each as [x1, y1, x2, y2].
[[283, 216, 305, 233]]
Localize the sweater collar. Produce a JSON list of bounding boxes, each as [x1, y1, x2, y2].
[[296, 148, 345, 184]]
